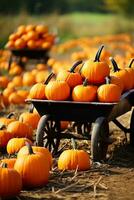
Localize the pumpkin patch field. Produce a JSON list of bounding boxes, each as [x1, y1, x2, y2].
[[0, 29, 134, 200]]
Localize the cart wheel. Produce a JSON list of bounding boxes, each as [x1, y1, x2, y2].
[[130, 109, 134, 146], [72, 122, 91, 137], [91, 117, 109, 162], [36, 115, 61, 155]]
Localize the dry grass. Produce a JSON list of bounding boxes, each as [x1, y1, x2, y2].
[[0, 12, 134, 47]]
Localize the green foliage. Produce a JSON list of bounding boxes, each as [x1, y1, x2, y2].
[[104, 0, 134, 17], [0, 0, 105, 15]]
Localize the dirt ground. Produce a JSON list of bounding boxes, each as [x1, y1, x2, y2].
[[1, 108, 134, 200]]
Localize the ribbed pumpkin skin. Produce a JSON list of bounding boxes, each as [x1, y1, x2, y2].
[[17, 146, 52, 168], [1, 158, 17, 168], [0, 117, 15, 127], [72, 85, 97, 102], [81, 61, 110, 84], [0, 166, 22, 197], [97, 84, 121, 103], [58, 149, 90, 171], [113, 70, 132, 92], [14, 152, 50, 188], [7, 121, 33, 139], [0, 130, 12, 148], [19, 112, 40, 129], [29, 83, 46, 99], [56, 70, 83, 88], [45, 81, 70, 101], [109, 76, 124, 93], [7, 138, 33, 154]]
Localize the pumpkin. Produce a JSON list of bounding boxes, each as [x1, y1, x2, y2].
[[17, 90, 29, 100], [1, 158, 16, 168], [9, 64, 22, 76], [0, 76, 9, 88], [22, 72, 35, 86], [56, 60, 83, 88], [0, 125, 12, 148], [14, 144, 50, 188], [72, 79, 97, 102], [12, 75, 23, 87], [60, 121, 69, 130], [19, 106, 40, 129], [29, 72, 54, 99], [45, 80, 70, 101], [0, 163, 22, 198], [0, 113, 15, 127], [81, 45, 110, 84], [7, 121, 33, 139], [97, 77, 121, 103], [7, 137, 33, 155], [108, 75, 124, 93], [125, 58, 134, 88], [110, 57, 133, 91], [8, 92, 25, 104], [3, 87, 15, 105], [17, 145, 52, 168], [58, 139, 90, 171]]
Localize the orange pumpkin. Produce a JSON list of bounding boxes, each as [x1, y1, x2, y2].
[[58, 139, 90, 171], [7, 121, 33, 139], [45, 80, 70, 101], [0, 163, 22, 198], [0, 126, 12, 148], [72, 79, 97, 102], [19, 106, 40, 129], [29, 73, 54, 99], [0, 113, 16, 127], [14, 144, 50, 188], [8, 92, 25, 104], [1, 158, 16, 168], [17, 145, 52, 168], [7, 138, 33, 154], [81, 45, 110, 84], [110, 57, 133, 91], [108, 75, 124, 93], [56, 60, 83, 88], [97, 77, 121, 103]]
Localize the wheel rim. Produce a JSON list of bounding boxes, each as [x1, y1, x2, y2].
[[91, 117, 109, 162]]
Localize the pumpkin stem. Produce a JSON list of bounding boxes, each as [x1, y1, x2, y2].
[[128, 58, 134, 68], [69, 60, 83, 73], [78, 63, 84, 74], [7, 112, 15, 119], [105, 76, 111, 84], [110, 57, 120, 72], [44, 72, 55, 84], [83, 78, 89, 86], [1, 162, 8, 168], [0, 124, 6, 130], [94, 45, 104, 62], [71, 138, 77, 150], [26, 143, 34, 155], [29, 104, 34, 113]]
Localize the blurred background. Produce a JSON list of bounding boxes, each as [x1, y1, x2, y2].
[[0, 0, 134, 48]]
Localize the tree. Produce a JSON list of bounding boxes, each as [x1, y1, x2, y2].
[[104, 0, 134, 17]]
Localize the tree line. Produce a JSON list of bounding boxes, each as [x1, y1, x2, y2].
[[0, 0, 133, 16]]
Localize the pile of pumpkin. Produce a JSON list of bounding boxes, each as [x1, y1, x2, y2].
[[0, 113, 90, 198], [0, 62, 51, 107], [29, 45, 134, 103], [5, 24, 56, 50]]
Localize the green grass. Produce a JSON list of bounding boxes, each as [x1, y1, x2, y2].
[[0, 12, 134, 48]]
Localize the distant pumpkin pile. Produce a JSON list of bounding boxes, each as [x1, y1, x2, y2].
[[5, 24, 55, 50], [29, 45, 134, 103]]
